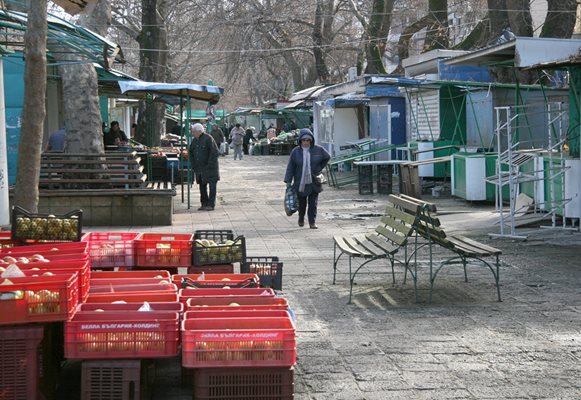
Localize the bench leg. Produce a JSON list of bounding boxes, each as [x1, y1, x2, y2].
[[348, 256, 354, 304], [332, 242, 338, 284], [495, 255, 502, 302]]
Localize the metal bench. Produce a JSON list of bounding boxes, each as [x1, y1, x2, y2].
[[393, 194, 502, 303], [332, 194, 425, 303]]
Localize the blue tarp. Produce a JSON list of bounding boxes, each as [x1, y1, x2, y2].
[[118, 80, 225, 104]]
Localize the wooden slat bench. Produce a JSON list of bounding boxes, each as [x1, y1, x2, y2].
[[39, 152, 147, 190], [19, 152, 177, 225], [393, 194, 502, 303], [332, 194, 424, 303]]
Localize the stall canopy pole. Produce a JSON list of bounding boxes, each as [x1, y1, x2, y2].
[[186, 94, 192, 209], [180, 96, 185, 203]]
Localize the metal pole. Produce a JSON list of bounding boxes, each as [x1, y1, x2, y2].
[[0, 58, 10, 226], [187, 94, 191, 209]]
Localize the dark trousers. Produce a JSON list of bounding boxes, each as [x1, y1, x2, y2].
[[298, 193, 319, 224], [243, 143, 249, 155], [198, 178, 217, 207]]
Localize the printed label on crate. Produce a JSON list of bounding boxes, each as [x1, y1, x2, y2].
[[199, 332, 282, 340], [160, 237, 175, 241], [107, 235, 123, 241], [80, 323, 161, 330]]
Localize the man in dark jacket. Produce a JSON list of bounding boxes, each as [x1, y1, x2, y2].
[[284, 128, 330, 229], [189, 123, 220, 211]]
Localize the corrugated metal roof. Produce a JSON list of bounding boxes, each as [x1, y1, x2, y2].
[[0, 9, 124, 69]]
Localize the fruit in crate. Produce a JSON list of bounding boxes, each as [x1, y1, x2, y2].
[[47, 216, 64, 237]]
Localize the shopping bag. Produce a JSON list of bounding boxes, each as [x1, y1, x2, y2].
[[284, 186, 298, 216]]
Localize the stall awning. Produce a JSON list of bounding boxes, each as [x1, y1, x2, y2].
[[118, 80, 225, 104], [445, 36, 581, 69], [325, 94, 370, 108], [283, 100, 307, 109], [0, 9, 124, 68], [288, 85, 329, 102]]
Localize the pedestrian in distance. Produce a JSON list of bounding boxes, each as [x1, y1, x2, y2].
[[243, 127, 254, 155], [229, 123, 245, 160], [284, 128, 330, 229], [46, 127, 65, 152], [209, 124, 226, 156], [188, 123, 220, 211]]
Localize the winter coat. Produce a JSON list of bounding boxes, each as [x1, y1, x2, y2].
[[284, 129, 330, 196], [229, 127, 245, 145], [189, 133, 220, 183]]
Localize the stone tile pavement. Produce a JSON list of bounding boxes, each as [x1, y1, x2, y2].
[[76, 154, 581, 400]]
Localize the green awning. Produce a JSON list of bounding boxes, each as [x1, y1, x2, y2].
[[0, 9, 124, 69]]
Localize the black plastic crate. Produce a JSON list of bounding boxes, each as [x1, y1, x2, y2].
[[193, 367, 294, 400], [193, 230, 246, 266], [11, 206, 83, 242], [241, 256, 283, 290]]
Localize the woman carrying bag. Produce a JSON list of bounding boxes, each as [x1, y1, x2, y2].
[[284, 128, 330, 229]]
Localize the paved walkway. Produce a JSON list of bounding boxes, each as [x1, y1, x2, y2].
[[86, 154, 581, 400]]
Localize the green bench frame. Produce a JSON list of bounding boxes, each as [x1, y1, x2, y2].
[[395, 194, 502, 303], [332, 194, 424, 303]]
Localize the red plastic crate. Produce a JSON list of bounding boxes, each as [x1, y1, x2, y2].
[[187, 264, 234, 274], [0, 324, 44, 400], [85, 292, 179, 304], [78, 302, 183, 313], [0, 240, 87, 255], [18, 259, 90, 301], [173, 273, 259, 289], [184, 310, 290, 319], [90, 277, 172, 288], [0, 274, 79, 325], [0, 231, 21, 249], [18, 266, 89, 303], [90, 270, 170, 280], [65, 312, 180, 359], [88, 283, 177, 295], [193, 367, 294, 400], [180, 288, 274, 298], [182, 317, 296, 368], [186, 296, 289, 311], [82, 232, 139, 269], [134, 233, 193, 268], [81, 360, 143, 400]]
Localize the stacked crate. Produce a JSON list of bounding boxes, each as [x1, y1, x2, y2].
[[377, 164, 394, 194], [358, 164, 374, 195], [134, 233, 194, 274], [0, 239, 89, 400], [82, 232, 139, 271], [65, 270, 182, 400], [179, 282, 296, 399], [190, 230, 246, 274]]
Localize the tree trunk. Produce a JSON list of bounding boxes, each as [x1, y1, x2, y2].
[[506, 0, 533, 37], [395, 14, 434, 73], [424, 0, 449, 50], [365, 0, 390, 74], [137, 0, 169, 147], [13, 1, 47, 213], [312, 0, 331, 83], [540, 0, 577, 38], [59, 0, 109, 155]]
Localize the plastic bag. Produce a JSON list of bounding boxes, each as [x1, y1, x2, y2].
[[1, 264, 25, 278], [284, 186, 298, 216]]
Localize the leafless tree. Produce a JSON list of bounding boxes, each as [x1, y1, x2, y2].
[[12, 0, 47, 212]]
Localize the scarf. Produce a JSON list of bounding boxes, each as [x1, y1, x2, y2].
[[299, 147, 312, 193]]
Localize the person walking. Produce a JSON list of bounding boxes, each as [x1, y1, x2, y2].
[[243, 127, 254, 155], [209, 124, 226, 156], [229, 123, 245, 160], [188, 123, 220, 211], [284, 128, 330, 229], [47, 127, 65, 152]]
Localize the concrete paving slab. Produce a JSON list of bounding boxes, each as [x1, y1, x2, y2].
[[69, 155, 581, 400]]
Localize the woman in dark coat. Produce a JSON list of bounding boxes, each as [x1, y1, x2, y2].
[[284, 128, 330, 229], [243, 128, 254, 155], [189, 123, 220, 211]]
